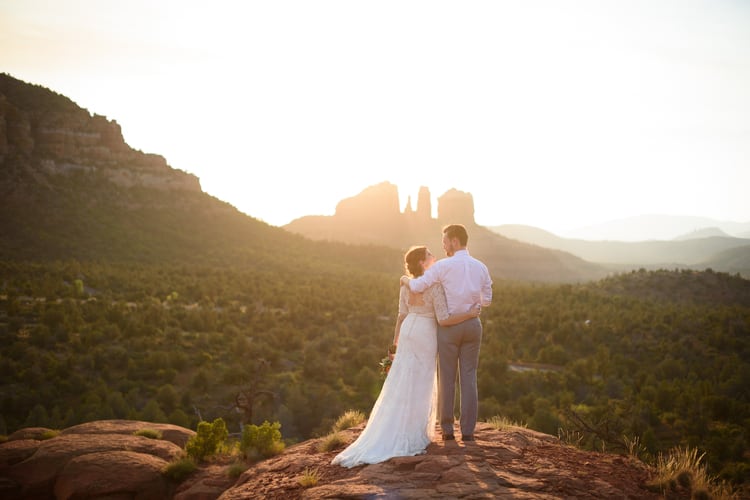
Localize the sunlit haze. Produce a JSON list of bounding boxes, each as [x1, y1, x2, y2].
[[2, 0, 749, 234]]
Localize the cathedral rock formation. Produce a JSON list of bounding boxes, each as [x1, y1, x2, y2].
[[284, 181, 609, 282], [285, 181, 479, 248], [333, 182, 474, 225], [437, 188, 475, 224]]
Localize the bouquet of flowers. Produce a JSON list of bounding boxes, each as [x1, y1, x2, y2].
[[379, 344, 397, 376]]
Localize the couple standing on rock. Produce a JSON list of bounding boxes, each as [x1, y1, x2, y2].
[[333, 224, 493, 467]]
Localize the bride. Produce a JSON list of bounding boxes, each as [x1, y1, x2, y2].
[[332, 245, 480, 468]]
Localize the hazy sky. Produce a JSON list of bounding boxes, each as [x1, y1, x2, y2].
[[2, 0, 749, 233]]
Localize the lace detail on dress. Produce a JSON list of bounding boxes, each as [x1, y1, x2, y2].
[[399, 283, 448, 318], [427, 284, 450, 323]]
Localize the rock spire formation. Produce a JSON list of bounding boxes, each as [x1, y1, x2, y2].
[[334, 182, 401, 221], [284, 180, 609, 282], [331, 181, 475, 226], [416, 185, 432, 220], [437, 188, 475, 224]]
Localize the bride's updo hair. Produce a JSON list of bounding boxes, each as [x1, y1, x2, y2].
[[404, 246, 427, 278]]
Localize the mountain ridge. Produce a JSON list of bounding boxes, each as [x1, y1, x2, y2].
[[0, 72, 605, 283], [560, 214, 750, 242], [491, 223, 750, 278], [674, 227, 731, 240], [0, 72, 404, 274], [0, 72, 200, 194]]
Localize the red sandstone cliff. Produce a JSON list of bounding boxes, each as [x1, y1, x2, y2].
[[0, 73, 200, 193]]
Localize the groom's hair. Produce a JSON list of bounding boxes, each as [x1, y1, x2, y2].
[[442, 224, 468, 247]]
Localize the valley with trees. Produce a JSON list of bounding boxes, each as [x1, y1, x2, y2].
[[1, 261, 749, 487], [1, 73, 749, 493]]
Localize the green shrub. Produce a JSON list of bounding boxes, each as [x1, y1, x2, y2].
[[162, 456, 197, 482], [134, 428, 162, 439], [332, 410, 365, 431], [185, 418, 228, 461], [240, 421, 285, 460], [227, 461, 247, 479], [39, 429, 60, 440]]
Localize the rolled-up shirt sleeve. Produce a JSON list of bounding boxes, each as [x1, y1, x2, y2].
[[481, 269, 493, 308]]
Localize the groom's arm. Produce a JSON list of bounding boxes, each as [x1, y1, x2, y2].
[[431, 283, 480, 326], [404, 262, 441, 293]]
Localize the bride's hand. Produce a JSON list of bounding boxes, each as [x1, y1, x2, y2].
[[470, 304, 481, 317], [400, 275, 410, 287]]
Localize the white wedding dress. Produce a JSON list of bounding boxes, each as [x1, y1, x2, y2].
[[332, 283, 450, 468]]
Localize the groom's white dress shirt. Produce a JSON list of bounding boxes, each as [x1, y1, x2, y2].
[[408, 249, 492, 316]]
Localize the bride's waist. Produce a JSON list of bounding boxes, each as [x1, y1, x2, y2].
[[409, 312, 435, 318]]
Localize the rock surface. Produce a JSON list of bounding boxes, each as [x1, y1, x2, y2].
[[61, 419, 195, 448], [0, 420, 193, 499], [220, 422, 661, 499], [0, 420, 666, 499]]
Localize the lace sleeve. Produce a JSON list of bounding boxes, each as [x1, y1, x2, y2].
[[398, 285, 409, 315], [429, 284, 450, 322]]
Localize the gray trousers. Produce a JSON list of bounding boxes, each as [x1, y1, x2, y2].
[[437, 317, 483, 436]]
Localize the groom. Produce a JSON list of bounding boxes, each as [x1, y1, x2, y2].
[[402, 224, 493, 441]]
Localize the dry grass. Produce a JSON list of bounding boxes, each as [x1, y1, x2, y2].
[[557, 427, 584, 447], [298, 467, 321, 488], [487, 415, 526, 431], [646, 446, 739, 499], [332, 410, 365, 431], [317, 431, 346, 452], [622, 434, 646, 459]]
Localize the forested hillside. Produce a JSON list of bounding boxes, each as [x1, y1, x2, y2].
[[2, 73, 749, 490], [1, 264, 749, 486]]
